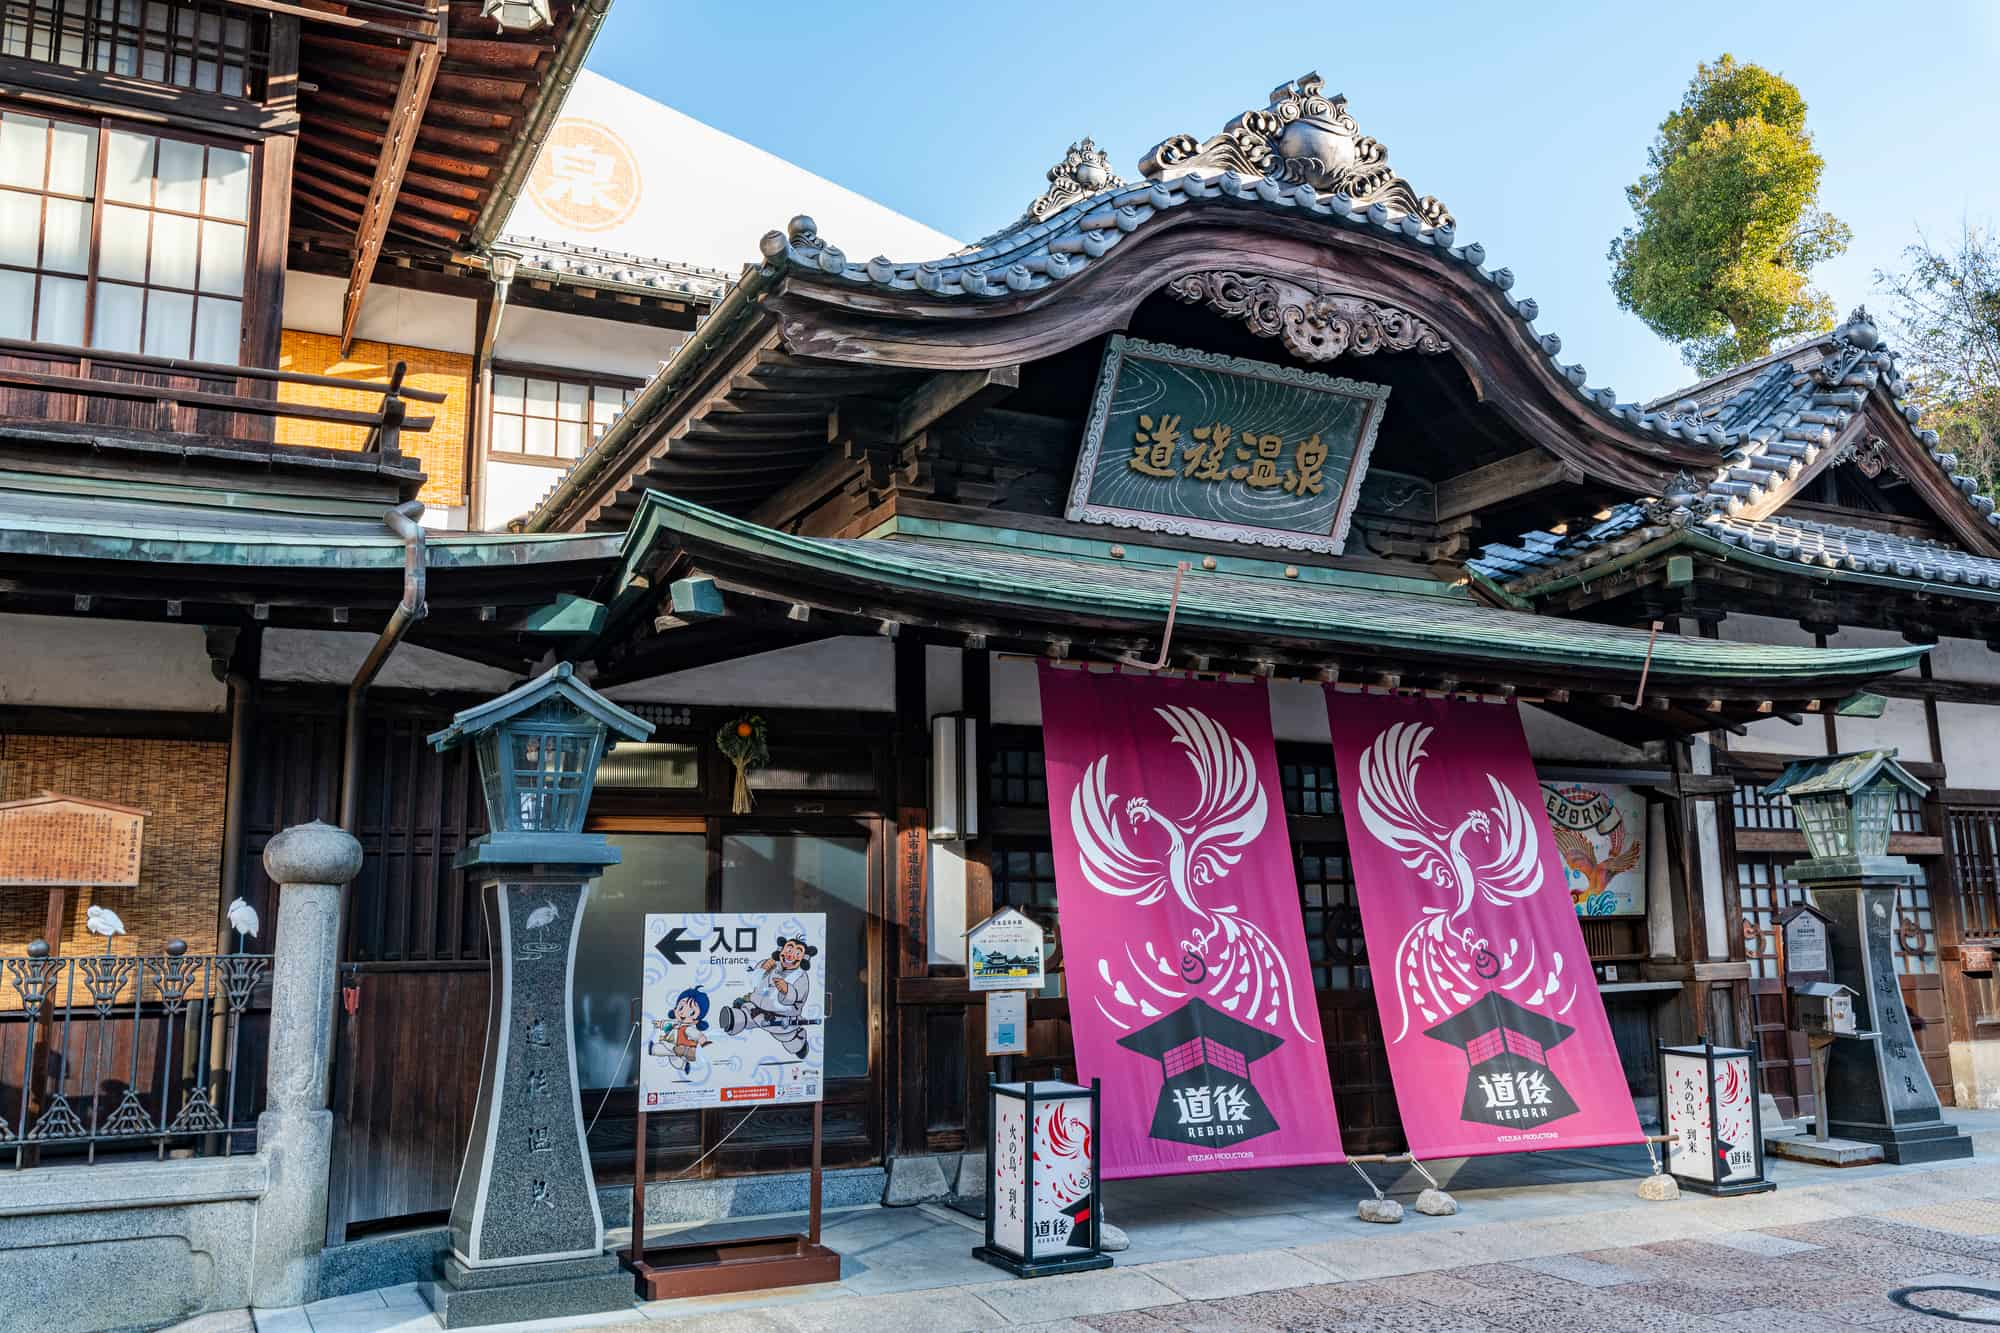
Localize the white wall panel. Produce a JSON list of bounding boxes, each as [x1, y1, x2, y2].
[[605, 636, 894, 711], [1834, 696, 1933, 761], [0, 614, 223, 712], [1939, 701, 2000, 788]]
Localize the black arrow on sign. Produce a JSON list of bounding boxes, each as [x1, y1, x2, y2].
[[654, 926, 698, 966]]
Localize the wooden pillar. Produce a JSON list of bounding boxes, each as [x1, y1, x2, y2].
[[889, 636, 928, 1160]]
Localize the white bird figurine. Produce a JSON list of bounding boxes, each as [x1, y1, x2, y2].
[[227, 897, 260, 945], [86, 904, 127, 953]]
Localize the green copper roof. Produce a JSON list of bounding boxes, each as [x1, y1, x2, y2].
[[623, 490, 1928, 685]]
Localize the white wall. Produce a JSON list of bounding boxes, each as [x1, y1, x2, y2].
[[496, 306, 680, 382], [481, 459, 563, 530], [261, 629, 520, 693], [1938, 701, 2000, 789], [282, 271, 476, 354], [1836, 696, 1934, 762], [503, 70, 961, 274], [0, 614, 224, 712], [1927, 636, 2000, 687], [1736, 715, 1827, 756], [604, 637, 894, 711]]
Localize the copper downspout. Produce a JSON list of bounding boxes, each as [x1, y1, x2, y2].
[[339, 499, 429, 832]]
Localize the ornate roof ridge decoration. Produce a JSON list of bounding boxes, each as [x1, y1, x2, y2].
[[1028, 138, 1127, 222], [1139, 73, 1452, 229], [1167, 271, 1448, 363]]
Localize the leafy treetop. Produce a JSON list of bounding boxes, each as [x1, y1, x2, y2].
[[1878, 224, 2000, 494], [1610, 55, 1851, 376]]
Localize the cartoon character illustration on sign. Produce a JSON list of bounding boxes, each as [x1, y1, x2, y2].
[[1353, 721, 1565, 1040], [1068, 706, 1314, 1041], [649, 987, 712, 1076], [1116, 998, 1285, 1145], [1423, 991, 1581, 1127], [717, 934, 816, 1057]]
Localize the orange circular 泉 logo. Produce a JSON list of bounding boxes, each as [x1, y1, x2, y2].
[[525, 118, 641, 232]]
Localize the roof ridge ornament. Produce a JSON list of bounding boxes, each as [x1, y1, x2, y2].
[[1642, 470, 1719, 528], [1139, 72, 1452, 229], [1027, 137, 1127, 222]]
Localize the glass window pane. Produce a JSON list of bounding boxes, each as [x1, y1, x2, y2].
[[595, 742, 701, 789], [45, 120, 95, 197], [524, 377, 556, 418], [155, 137, 203, 213], [198, 220, 244, 295], [143, 288, 193, 357], [722, 834, 870, 1079], [91, 282, 143, 352], [194, 297, 239, 362], [99, 204, 150, 281], [39, 275, 86, 344], [149, 212, 199, 288], [524, 416, 556, 456], [102, 129, 155, 204], [556, 421, 585, 459], [0, 189, 40, 267], [41, 196, 91, 273], [0, 270, 30, 338], [490, 413, 523, 454], [573, 833, 707, 1089], [557, 380, 588, 420], [491, 372, 524, 415], [204, 147, 250, 221], [0, 114, 47, 190]]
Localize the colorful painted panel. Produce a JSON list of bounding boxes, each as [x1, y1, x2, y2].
[[1540, 781, 1650, 918]]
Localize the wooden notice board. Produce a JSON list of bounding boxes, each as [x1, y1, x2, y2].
[[0, 792, 147, 887]]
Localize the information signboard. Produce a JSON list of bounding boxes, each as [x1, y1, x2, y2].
[[640, 912, 826, 1113], [986, 990, 1028, 1056], [968, 908, 1046, 993], [0, 793, 145, 887]]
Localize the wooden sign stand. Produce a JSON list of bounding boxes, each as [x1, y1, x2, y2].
[[621, 1101, 841, 1300]]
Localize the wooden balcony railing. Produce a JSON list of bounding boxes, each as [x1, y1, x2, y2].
[[0, 337, 442, 456]]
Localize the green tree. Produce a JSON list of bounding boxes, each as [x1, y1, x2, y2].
[[1609, 55, 1851, 375], [1878, 224, 2000, 492]]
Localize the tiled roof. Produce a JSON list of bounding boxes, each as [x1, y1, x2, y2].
[[495, 234, 729, 302], [623, 489, 1926, 685], [1703, 513, 2000, 591], [1471, 308, 2000, 589]]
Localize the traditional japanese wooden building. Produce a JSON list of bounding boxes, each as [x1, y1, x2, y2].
[[4, 40, 1996, 1277]]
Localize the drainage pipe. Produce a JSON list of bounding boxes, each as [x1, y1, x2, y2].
[[339, 500, 428, 833]]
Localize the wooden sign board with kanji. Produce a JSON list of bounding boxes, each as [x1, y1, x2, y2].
[[0, 792, 146, 887]]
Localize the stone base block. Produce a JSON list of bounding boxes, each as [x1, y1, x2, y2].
[[1412, 1188, 1458, 1216], [1636, 1173, 1679, 1201], [1770, 1135, 1886, 1166], [1098, 1221, 1129, 1252], [424, 1252, 631, 1329], [1760, 1093, 1805, 1141], [952, 1151, 987, 1201], [1817, 1118, 1975, 1165], [882, 1154, 951, 1206]]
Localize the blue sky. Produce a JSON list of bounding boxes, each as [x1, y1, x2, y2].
[[587, 1, 1997, 399]]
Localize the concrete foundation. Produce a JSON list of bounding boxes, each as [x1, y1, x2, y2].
[[1770, 1135, 1886, 1166]]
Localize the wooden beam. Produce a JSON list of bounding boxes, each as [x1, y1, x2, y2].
[[891, 366, 1019, 441], [338, 2, 447, 355], [1435, 448, 1579, 520]]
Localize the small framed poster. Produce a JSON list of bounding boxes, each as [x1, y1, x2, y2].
[[640, 912, 827, 1113], [1540, 780, 1649, 919], [968, 908, 1046, 993], [986, 990, 1028, 1056]]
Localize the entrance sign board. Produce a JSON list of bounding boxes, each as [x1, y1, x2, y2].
[[1038, 665, 1346, 1179], [641, 912, 827, 1113], [0, 793, 145, 886], [1780, 904, 1832, 983], [1064, 336, 1390, 555], [969, 908, 1046, 992], [1539, 781, 1648, 918], [1328, 692, 1645, 1159], [1662, 1042, 1773, 1195]]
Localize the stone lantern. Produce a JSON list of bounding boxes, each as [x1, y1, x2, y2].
[[1763, 750, 1971, 1165], [424, 663, 652, 1326]]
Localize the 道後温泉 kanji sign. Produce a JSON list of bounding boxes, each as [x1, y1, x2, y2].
[[1039, 665, 1345, 1179], [1326, 691, 1644, 1159]]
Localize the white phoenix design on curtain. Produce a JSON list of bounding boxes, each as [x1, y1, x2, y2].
[[1069, 705, 1315, 1041], [1355, 721, 1571, 1042]]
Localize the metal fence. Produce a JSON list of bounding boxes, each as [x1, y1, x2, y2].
[[3, 939, 269, 1168]]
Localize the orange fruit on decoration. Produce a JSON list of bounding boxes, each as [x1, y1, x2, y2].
[[736, 722, 753, 738]]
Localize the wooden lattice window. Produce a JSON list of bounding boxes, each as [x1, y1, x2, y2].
[[1297, 842, 1368, 990], [1733, 776, 1925, 836], [1281, 758, 1339, 818], [991, 839, 1058, 916], [0, 108, 249, 358], [1949, 808, 2000, 939], [988, 732, 1047, 809], [1737, 853, 1807, 981], [2, 0, 265, 97], [489, 368, 640, 465]]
